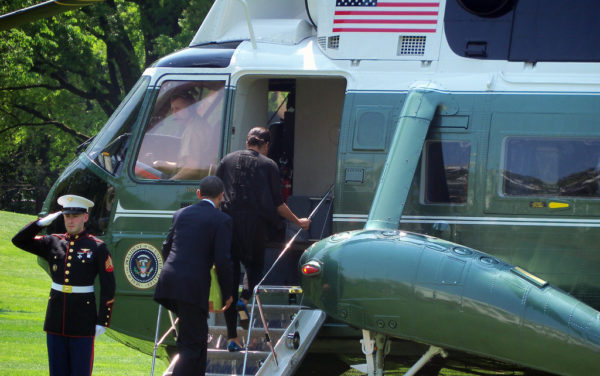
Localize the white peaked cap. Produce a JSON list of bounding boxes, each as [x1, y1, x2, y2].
[[57, 194, 94, 214]]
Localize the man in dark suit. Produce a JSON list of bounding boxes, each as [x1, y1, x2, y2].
[[153, 176, 234, 376]]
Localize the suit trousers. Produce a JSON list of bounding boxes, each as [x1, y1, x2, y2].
[[173, 301, 209, 376]]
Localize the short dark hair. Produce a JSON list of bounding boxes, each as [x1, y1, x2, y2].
[[198, 176, 224, 198], [246, 127, 271, 147], [170, 91, 195, 105]]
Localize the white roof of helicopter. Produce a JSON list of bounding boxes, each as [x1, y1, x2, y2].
[[143, 0, 600, 95]]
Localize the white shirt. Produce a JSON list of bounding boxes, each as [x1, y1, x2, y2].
[[201, 198, 216, 208]]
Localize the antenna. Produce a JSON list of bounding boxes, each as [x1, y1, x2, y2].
[[234, 0, 257, 49]]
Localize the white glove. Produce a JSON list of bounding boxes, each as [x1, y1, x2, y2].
[[95, 325, 106, 337], [36, 212, 62, 227]]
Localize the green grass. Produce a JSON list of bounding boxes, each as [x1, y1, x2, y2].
[[0, 211, 167, 376]]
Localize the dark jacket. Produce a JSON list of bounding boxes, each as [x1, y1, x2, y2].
[[216, 149, 284, 228], [12, 222, 116, 337], [153, 200, 234, 312]]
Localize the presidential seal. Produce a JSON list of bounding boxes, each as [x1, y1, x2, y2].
[[124, 243, 163, 289]]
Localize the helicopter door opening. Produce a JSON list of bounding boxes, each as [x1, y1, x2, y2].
[[229, 76, 346, 243]]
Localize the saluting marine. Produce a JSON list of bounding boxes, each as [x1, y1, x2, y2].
[[12, 194, 116, 376]]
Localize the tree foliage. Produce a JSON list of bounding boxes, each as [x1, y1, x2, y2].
[[0, 0, 213, 213]]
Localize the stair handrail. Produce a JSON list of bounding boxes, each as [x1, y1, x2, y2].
[[242, 184, 335, 375], [151, 305, 179, 376]]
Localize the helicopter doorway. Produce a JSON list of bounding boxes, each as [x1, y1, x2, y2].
[[229, 76, 346, 242]]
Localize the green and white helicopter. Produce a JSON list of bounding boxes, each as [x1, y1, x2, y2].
[[4, 0, 600, 375]]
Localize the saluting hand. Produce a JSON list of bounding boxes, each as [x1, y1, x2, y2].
[[36, 211, 62, 227]]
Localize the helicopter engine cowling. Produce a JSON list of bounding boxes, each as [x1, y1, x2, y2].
[[300, 229, 600, 376]]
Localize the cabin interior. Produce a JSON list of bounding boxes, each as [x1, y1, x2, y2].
[[228, 75, 347, 243]]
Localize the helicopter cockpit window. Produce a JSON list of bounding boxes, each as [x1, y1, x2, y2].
[[424, 140, 470, 204], [86, 76, 150, 175], [134, 80, 225, 181], [502, 137, 600, 198]]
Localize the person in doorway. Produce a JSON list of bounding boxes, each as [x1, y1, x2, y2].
[[216, 126, 310, 351], [12, 194, 116, 376], [153, 176, 234, 376]]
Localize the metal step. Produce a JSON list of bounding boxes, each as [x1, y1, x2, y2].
[[256, 308, 326, 376], [208, 327, 286, 352], [156, 286, 325, 376], [204, 309, 326, 376], [207, 349, 271, 375], [161, 350, 271, 376], [210, 304, 309, 328]]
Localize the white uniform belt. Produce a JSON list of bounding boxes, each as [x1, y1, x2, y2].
[[51, 282, 94, 293]]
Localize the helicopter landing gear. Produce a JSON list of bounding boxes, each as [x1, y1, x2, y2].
[[405, 345, 448, 376], [351, 330, 448, 376], [350, 330, 390, 376]]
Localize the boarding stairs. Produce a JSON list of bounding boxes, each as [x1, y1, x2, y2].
[[153, 286, 326, 376], [151, 188, 334, 376]]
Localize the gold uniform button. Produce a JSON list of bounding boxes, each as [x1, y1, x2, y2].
[[104, 322, 108, 325], [108, 307, 111, 311], [70, 242, 75, 245], [65, 278, 69, 283], [68, 256, 72, 260], [67, 263, 71, 267], [82, 260, 86, 263], [65, 271, 70, 275], [75, 235, 79, 239], [54, 256, 57, 259], [69, 250, 73, 253], [87, 301, 90, 304]]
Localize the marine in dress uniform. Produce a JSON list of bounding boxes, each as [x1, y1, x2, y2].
[[12, 194, 116, 376]]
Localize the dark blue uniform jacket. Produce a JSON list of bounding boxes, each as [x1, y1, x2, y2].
[[12, 221, 116, 337]]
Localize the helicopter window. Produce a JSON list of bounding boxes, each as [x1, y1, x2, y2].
[[502, 137, 600, 198], [86, 76, 150, 176], [134, 80, 225, 181], [424, 140, 470, 204], [354, 112, 386, 151]]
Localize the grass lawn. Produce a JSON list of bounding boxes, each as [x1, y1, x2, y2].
[[0, 210, 167, 376]]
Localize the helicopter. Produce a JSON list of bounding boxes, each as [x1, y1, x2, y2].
[[4, 0, 600, 375]]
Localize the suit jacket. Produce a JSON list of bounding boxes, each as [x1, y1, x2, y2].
[[153, 200, 233, 313], [12, 222, 116, 337]]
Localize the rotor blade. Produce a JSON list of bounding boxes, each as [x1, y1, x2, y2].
[[0, 0, 103, 31]]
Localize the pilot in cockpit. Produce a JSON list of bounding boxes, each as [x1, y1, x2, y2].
[[152, 92, 214, 180]]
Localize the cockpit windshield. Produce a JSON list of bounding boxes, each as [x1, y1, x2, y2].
[[86, 76, 150, 175], [134, 80, 225, 181]]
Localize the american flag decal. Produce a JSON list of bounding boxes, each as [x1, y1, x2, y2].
[[334, 0, 439, 33]]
